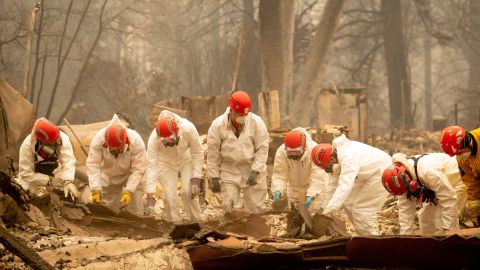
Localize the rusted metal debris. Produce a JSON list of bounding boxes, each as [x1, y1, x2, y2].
[[187, 229, 480, 269], [83, 202, 172, 238]]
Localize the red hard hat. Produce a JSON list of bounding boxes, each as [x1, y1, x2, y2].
[[440, 126, 466, 156], [156, 117, 178, 138], [34, 118, 60, 144], [381, 162, 410, 195], [228, 91, 251, 115], [311, 143, 334, 169], [104, 124, 127, 148], [284, 130, 306, 149]]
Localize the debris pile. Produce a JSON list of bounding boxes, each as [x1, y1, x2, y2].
[[373, 129, 443, 156]]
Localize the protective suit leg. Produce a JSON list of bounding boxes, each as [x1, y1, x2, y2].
[[243, 186, 267, 213], [418, 204, 437, 235], [179, 163, 203, 222], [452, 180, 467, 219], [101, 180, 144, 216], [126, 182, 144, 216], [220, 182, 241, 213], [102, 183, 124, 214], [350, 173, 388, 236], [159, 167, 182, 222], [243, 173, 267, 213], [343, 180, 362, 231]]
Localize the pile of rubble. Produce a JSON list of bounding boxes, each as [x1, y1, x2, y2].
[[372, 129, 443, 156]]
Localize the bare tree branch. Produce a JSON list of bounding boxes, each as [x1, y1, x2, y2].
[[34, 45, 48, 114], [56, 0, 108, 124], [29, 0, 45, 103], [46, 0, 91, 118]]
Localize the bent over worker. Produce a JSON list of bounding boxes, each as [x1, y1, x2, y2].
[[382, 152, 465, 235], [86, 114, 146, 215], [311, 134, 392, 236], [145, 110, 204, 222], [17, 118, 78, 200]]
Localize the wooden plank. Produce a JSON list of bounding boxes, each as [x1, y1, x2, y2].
[[258, 90, 280, 129], [149, 105, 188, 130]]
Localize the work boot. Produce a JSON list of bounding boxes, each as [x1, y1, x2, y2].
[[280, 210, 303, 238]]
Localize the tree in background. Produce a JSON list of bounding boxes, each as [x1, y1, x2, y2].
[[381, 0, 412, 129]]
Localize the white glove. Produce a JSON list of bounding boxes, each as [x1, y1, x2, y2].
[[34, 173, 51, 186], [63, 180, 78, 201]]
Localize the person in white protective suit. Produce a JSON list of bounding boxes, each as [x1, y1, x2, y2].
[[311, 134, 392, 236], [207, 91, 269, 214], [17, 118, 78, 200], [381, 153, 466, 235], [86, 114, 146, 215], [145, 110, 204, 222], [271, 128, 329, 210]]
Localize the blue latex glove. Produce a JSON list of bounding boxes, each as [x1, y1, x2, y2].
[[272, 191, 281, 201], [305, 196, 314, 208]]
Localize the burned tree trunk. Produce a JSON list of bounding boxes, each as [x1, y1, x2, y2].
[[238, 0, 262, 109], [289, 0, 346, 127], [381, 0, 412, 129], [259, 0, 295, 121], [424, 33, 432, 130], [462, 0, 480, 128]]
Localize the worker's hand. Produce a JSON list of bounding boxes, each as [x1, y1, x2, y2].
[[190, 177, 202, 198], [63, 180, 78, 201], [305, 196, 314, 208], [210, 177, 221, 193], [272, 191, 282, 201], [247, 171, 258, 186], [91, 190, 102, 204], [120, 191, 132, 208]]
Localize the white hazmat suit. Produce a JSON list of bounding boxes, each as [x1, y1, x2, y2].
[[325, 134, 392, 236], [86, 115, 146, 215], [145, 110, 204, 222], [393, 153, 466, 235], [271, 128, 329, 208], [207, 108, 269, 213], [17, 131, 76, 193]]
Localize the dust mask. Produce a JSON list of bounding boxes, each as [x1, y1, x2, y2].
[[235, 116, 246, 125], [331, 164, 341, 175], [458, 150, 471, 160]]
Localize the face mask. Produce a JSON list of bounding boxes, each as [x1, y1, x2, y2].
[[235, 116, 246, 125], [458, 150, 471, 160], [160, 134, 179, 147], [37, 142, 59, 160], [109, 146, 125, 158], [331, 164, 341, 175], [286, 146, 304, 160], [325, 161, 337, 174]]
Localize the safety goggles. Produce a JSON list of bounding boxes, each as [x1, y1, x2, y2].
[[159, 134, 179, 147], [285, 146, 304, 157]]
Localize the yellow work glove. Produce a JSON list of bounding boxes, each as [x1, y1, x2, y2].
[[91, 190, 102, 204], [120, 191, 132, 208]]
